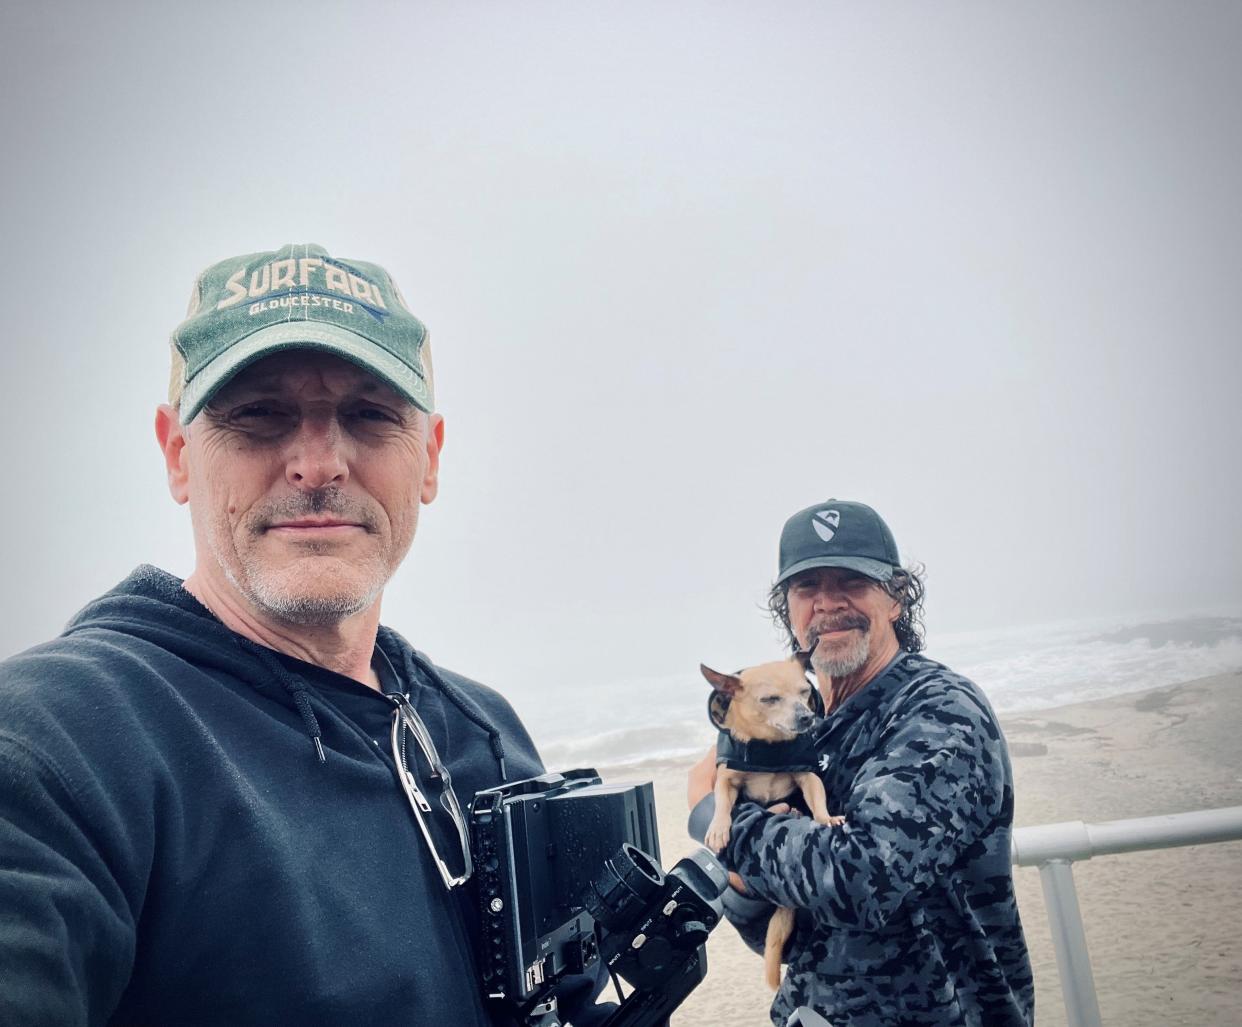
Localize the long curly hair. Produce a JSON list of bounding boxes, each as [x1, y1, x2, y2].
[[766, 564, 927, 654]]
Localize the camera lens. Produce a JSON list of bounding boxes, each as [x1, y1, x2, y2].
[[584, 843, 664, 932], [667, 849, 729, 902]]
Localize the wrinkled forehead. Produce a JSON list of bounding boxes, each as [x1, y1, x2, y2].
[[211, 349, 410, 405]]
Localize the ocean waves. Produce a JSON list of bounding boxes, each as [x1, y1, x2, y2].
[[514, 614, 1242, 771]]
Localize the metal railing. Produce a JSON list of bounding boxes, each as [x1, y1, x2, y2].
[[1010, 806, 1242, 1027]]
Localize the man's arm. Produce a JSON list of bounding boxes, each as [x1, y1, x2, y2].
[[725, 681, 1007, 932], [0, 730, 138, 1027], [687, 744, 751, 894], [687, 744, 778, 956], [686, 745, 716, 809]]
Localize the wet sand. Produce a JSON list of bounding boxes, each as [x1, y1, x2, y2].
[[596, 671, 1242, 1026]]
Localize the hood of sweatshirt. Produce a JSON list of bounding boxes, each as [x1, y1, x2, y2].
[[65, 564, 273, 677], [62, 565, 511, 774]]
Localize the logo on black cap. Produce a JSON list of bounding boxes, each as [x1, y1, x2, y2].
[[812, 509, 841, 542]]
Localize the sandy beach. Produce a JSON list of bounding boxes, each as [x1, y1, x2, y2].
[[597, 671, 1242, 1026]]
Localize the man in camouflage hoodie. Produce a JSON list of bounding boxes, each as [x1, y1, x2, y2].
[[688, 500, 1034, 1026]]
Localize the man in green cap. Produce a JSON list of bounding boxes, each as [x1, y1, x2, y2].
[[0, 245, 607, 1025]]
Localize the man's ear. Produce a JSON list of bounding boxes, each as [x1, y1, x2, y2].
[[888, 594, 902, 624], [419, 412, 445, 504], [155, 404, 190, 506], [700, 664, 741, 696]]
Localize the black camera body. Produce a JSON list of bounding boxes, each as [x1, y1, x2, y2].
[[470, 769, 727, 1027], [472, 769, 661, 1003]]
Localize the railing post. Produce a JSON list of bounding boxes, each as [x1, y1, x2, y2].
[[1037, 859, 1102, 1027], [1014, 808, 1242, 1026]]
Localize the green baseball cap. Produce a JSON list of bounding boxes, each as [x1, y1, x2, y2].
[[169, 243, 432, 424], [776, 499, 902, 586]]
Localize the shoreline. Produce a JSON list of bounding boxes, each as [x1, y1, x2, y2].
[[593, 671, 1242, 1026]]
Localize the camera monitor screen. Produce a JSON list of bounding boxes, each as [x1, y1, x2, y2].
[[506, 780, 659, 938]]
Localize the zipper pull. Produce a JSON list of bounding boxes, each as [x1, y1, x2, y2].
[[403, 767, 433, 812]]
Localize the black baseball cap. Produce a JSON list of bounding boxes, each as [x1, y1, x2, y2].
[[776, 500, 901, 586]]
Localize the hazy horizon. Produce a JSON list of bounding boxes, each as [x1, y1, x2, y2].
[[3, 2, 1240, 707]]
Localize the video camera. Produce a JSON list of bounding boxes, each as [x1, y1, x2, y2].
[[471, 769, 728, 1027]]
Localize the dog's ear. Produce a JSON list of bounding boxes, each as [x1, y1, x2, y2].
[[793, 649, 813, 674], [700, 664, 741, 696]]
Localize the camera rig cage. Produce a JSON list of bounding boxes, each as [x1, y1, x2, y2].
[[470, 769, 727, 1027]]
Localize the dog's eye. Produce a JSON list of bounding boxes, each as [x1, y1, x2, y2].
[[760, 696, 781, 705]]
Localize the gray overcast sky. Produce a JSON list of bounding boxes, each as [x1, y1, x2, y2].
[[1, 2, 1239, 706]]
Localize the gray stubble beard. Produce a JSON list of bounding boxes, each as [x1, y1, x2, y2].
[[210, 521, 388, 628], [233, 565, 384, 627], [809, 627, 871, 679]]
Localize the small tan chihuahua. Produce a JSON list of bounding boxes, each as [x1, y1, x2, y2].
[[701, 656, 845, 990]]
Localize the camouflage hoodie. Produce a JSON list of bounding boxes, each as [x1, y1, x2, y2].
[[724, 652, 1034, 1026]]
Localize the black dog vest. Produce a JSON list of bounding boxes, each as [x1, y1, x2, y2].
[[714, 731, 821, 772]]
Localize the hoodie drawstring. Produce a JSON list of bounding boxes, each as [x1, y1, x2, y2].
[[292, 691, 327, 764], [398, 645, 510, 783], [235, 639, 327, 764], [234, 633, 510, 783]]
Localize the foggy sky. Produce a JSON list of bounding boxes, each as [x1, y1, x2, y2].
[[2, 1, 1239, 708]]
